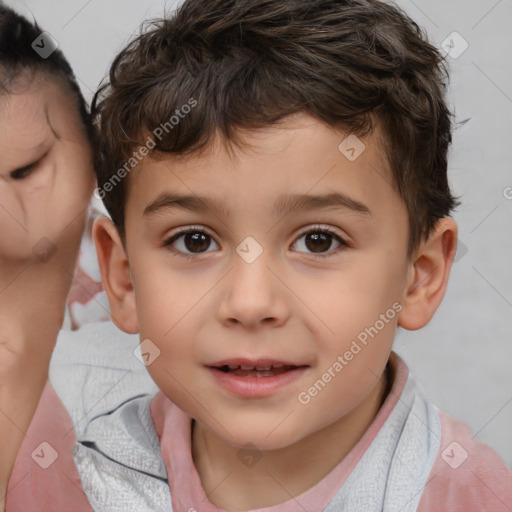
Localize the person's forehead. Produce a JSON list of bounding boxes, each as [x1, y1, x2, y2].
[[0, 88, 51, 159], [0, 78, 83, 174], [125, 114, 398, 225], [0, 86, 45, 124]]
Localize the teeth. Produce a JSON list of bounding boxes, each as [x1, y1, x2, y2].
[[256, 371, 274, 377], [217, 364, 294, 372], [231, 365, 276, 371]]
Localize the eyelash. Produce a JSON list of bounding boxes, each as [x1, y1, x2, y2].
[[10, 150, 49, 181], [10, 163, 36, 180], [162, 224, 349, 261]]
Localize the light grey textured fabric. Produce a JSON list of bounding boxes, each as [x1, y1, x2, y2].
[[323, 374, 441, 512], [73, 395, 171, 512], [49, 321, 159, 438], [70, 370, 441, 512]]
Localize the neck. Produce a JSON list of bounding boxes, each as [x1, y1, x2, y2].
[[192, 364, 392, 511]]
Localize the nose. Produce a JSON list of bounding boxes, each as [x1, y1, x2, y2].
[[216, 248, 291, 329]]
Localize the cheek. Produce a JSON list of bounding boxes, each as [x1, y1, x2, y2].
[[0, 209, 30, 258], [137, 283, 202, 411], [133, 260, 191, 338], [57, 146, 95, 203], [134, 254, 214, 334], [47, 147, 95, 240], [131, 261, 212, 392], [21, 147, 95, 242], [300, 259, 401, 333], [0, 184, 23, 232], [296, 254, 403, 384]]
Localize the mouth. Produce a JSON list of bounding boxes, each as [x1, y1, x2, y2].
[[206, 358, 309, 378], [212, 364, 303, 377], [206, 358, 310, 397]]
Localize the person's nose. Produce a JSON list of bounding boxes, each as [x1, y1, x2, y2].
[[216, 245, 291, 330]]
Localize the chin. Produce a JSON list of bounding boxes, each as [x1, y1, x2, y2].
[[208, 419, 307, 452]]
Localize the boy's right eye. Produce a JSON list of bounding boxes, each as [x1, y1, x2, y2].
[[162, 227, 220, 257]]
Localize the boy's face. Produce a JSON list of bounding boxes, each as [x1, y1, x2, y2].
[[115, 112, 413, 449], [99, 111, 456, 451]]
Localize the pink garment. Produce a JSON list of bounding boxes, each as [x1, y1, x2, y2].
[[150, 352, 512, 512], [6, 381, 93, 511], [417, 409, 512, 511]]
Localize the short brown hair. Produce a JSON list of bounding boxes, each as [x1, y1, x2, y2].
[[92, 0, 460, 258]]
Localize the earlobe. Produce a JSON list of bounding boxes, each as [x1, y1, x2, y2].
[[397, 217, 458, 331], [92, 216, 139, 334]]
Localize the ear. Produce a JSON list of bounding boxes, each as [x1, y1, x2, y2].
[[397, 217, 458, 330], [92, 216, 138, 334]]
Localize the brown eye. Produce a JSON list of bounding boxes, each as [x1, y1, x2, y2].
[[163, 227, 220, 256], [304, 232, 332, 253], [181, 232, 211, 253], [292, 227, 348, 258]]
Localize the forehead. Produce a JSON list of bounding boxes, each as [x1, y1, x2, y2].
[[126, 112, 401, 223], [0, 74, 84, 162], [0, 80, 47, 133]]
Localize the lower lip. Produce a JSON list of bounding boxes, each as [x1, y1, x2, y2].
[[207, 366, 309, 398]]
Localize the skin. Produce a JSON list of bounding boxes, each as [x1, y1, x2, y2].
[[0, 73, 95, 509], [94, 111, 457, 511]]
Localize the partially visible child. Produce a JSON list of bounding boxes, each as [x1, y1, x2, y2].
[[0, 5, 97, 510]]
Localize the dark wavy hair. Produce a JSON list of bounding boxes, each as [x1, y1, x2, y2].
[[92, 0, 461, 258], [0, 3, 97, 149]]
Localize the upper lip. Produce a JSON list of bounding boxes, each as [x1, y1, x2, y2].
[[207, 358, 308, 369]]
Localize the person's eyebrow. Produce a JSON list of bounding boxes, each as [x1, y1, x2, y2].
[[274, 192, 372, 218], [143, 193, 230, 218], [143, 192, 371, 218]]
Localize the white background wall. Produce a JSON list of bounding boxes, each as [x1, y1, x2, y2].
[[6, 0, 512, 465]]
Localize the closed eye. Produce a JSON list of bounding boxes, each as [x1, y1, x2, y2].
[[10, 163, 37, 181], [9, 150, 50, 181]]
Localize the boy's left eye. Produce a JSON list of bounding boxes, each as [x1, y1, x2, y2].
[[162, 225, 348, 259], [292, 227, 347, 257]]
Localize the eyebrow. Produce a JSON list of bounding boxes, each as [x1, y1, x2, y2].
[[143, 192, 371, 219]]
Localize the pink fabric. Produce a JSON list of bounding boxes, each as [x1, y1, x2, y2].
[[150, 351, 409, 512], [6, 381, 93, 511], [417, 409, 512, 511]]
